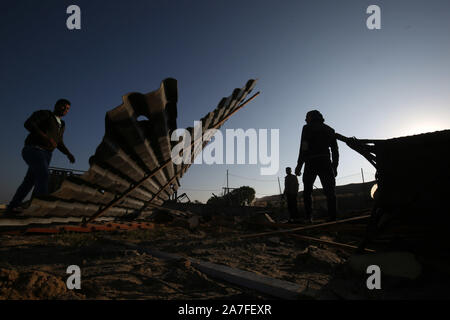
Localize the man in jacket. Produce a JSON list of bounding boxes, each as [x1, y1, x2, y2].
[[295, 110, 339, 222], [5, 99, 76, 214]]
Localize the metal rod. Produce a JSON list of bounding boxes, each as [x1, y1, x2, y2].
[[288, 234, 375, 253], [146, 203, 190, 217], [237, 215, 371, 239], [138, 92, 260, 213], [85, 160, 173, 224], [226, 169, 229, 195]]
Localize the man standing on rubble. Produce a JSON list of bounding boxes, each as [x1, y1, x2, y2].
[[5, 99, 76, 215], [295, 110, 339, 223], [283, 167, 300, 223]]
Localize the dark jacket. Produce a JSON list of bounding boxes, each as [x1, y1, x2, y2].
[[297, 121, 339, 170], [284, 174, 299, 195], [24, 110, 68, 153]]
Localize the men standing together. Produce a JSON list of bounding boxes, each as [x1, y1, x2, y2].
[[5, 99, 76, 215]]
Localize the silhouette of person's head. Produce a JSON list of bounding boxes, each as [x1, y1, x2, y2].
[[305, 110, 324, 124], [54, 99, 71, 117], [286, 167, 292, 175]]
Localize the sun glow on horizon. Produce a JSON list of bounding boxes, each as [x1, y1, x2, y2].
[[399, 122, 448, 136], [390, 108, 450, 137]]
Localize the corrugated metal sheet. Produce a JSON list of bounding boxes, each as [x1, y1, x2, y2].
[[375, 129, 450, 210], [338, 129, 450, 212], [20, 78, 258, 219]]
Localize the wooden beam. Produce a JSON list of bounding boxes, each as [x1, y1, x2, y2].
[[190, 258, 316, 300], [238, 215, 371, 240], [146, 203, 191, 217], [287, 234, 375, 253], [108, 245, 317, 300], [0, 216, 114, 227]]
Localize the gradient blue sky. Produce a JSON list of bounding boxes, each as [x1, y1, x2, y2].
[[1, 0, 449, 203]]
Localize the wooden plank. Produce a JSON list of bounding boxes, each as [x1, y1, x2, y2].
[[25, 228, 60, 234], [117, 247, 316, 300], [18, 221, 155, 234], [190, 259, 316, 300], [238, 215, 371, 239], [288, 234, 375, 253], [0, 216, 115, 228], [146, 203, 190, 217]]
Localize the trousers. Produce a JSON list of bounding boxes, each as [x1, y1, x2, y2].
[[8, 145, 52, 209], [302, 158, 336, 219], [286, 193, 300, 220]]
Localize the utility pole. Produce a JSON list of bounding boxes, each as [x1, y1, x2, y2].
[[361, 168, 365, 183], [226, 169, 229, 195], [277, 177, 282, 195]]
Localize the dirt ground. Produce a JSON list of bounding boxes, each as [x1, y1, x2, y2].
[[1, 212, 449, 300], [0, 213, 356, 300]]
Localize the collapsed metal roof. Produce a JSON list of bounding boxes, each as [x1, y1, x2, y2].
[[21, 79, 258, 220], [337, 129, 450, 211]]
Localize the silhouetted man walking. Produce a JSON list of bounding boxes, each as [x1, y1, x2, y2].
[[283, 167, 300, 222], [295, 110, 339, 222], [5, 99, 76, 215]]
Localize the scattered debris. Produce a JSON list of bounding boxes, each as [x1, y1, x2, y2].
[[295, 246, 343, 273], [0, 268, 84, 300]]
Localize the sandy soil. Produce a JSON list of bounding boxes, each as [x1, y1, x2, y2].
[[0, 214, 354, 300], [2, 212, 448, 300]]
